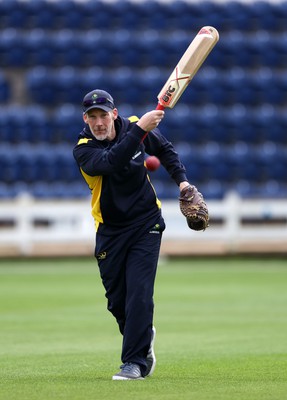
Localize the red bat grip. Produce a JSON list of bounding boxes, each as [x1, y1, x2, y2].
[[156, 103, 165, 111], [141, 103, 166, 142]]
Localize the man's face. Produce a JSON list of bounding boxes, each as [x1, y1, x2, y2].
[[83, 108, 118, 141]]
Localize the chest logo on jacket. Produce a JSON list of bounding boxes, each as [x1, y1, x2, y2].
[[132, 151, 142, 160], [96, 251, 107, 260]]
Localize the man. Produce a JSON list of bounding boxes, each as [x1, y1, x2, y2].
[[73, 89, 191, 380]]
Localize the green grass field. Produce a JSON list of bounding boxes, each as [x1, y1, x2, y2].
[[0, 256, 286, 400]]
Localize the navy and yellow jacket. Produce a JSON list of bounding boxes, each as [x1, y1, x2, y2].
[[73, 115, 188, 233]]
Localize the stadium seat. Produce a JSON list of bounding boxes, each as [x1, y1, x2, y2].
[[0, 29, 29, 67], [0, 183, 13, 198], [0, 106, 47, 143], [0, 152, 20, 183], [30, 182, 53, 198], [81, 1, 116, 30], [55, 67, 84, 103], [25, 30, 55, 67], [265, 113, 287, 144], [0, 72, 11, 102], [261, 181, 287, 198], [61, 9, 86, 30], [54, 30, 84, 67], [250, 1, 278, 31], [25, 0, 57, 30], [152, 181, 179, 200], [0, 0, 29, 29], [26, 67, 57, 105], [201, 180, 225, 200], [65, 182, 90, 198], [81, 67, 112, 97], [53, 104, 83, 143]]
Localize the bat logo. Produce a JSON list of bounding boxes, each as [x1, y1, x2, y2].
[[160, 85, 176, 105]]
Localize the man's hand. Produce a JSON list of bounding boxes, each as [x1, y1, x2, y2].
[[136, 110, 165, 132]]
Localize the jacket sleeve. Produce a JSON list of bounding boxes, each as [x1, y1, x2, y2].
[[144, 128, 188, 186], [73, 124, 146, 176]]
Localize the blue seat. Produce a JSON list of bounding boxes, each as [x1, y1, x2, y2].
[[274, 3, 287, 32], [54, 146, 81, 182], [209, 37, 237, 69], [0, 29, 29, 67], [231, 143, 264, 183], [26, 67, 57, 105], [0, 113, 10, 141], [65, 182, 90, 198], [0, 0, 29, 29], [82, 1, 115, 30], [112, 1, 145, 30], [5, 7, 28, 29], [31, 182, 53, 198], [53, 105, 83, 143], [25, 30, 55, 67], [260, 181, 287, 198], [250, 1, 278, 31], [4, 106, 47, 143], [61, 9, 86, 30], [0, 149, 15, 183], [233, 180, 257, 198], [135, 67, 162, 104], [265, 158, 286, 182], [54, 67, 83, 103], [54, 30, 85, 67], [25, 0, 57, 30], [17, 155, 39, 183], [151, 180, 179, 200], [14, 144, 58, 183], [200, 180, 225, 200], [222, 1, 253, 31], [0, 183, 14, 198], [257, 142, 287, 182], [265, 113, 287, 144]]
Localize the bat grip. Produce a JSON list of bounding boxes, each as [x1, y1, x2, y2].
[[156, 103, 165, 111], [141, 103, 166, 142]]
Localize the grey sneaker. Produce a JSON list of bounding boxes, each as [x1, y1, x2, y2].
[[144, 326, 156, 377], [112, 362, 144, 380]]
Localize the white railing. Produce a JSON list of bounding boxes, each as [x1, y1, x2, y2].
[[0, 192, 286, 257]]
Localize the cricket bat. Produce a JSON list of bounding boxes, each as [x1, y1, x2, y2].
[[156, 26, 219, 111]]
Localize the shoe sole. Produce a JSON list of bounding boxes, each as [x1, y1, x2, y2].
[[145, 326, 156, 377], [112, 376, 145, 381]]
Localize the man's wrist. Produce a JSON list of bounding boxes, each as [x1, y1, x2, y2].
[[179, 181, 190, 191]]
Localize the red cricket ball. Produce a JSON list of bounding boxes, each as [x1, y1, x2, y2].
[[145, 156, 161, 172]]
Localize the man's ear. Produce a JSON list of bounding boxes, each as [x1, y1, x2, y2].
[[83, 113, 88, 123], [112, 108, 118, 120]]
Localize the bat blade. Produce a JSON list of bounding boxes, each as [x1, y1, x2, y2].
[[157, 26, 219, 109]]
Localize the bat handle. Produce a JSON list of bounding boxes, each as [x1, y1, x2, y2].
[[141, 103, 166, 142], [156, 103, 165, 111]]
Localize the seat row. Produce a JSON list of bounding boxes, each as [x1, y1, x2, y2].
[[21, 65, 287, 108], [1, 0, 287, 32], [0, 28, 287, 69], [1, 104, 287, 145], [0, 143, 285, 186], [1, 179, 287, 201]]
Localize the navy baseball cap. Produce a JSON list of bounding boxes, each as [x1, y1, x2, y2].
[[82, 89, 115, 114]]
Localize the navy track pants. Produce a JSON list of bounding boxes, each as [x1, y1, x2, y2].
[[95, 216, 165, 374]]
